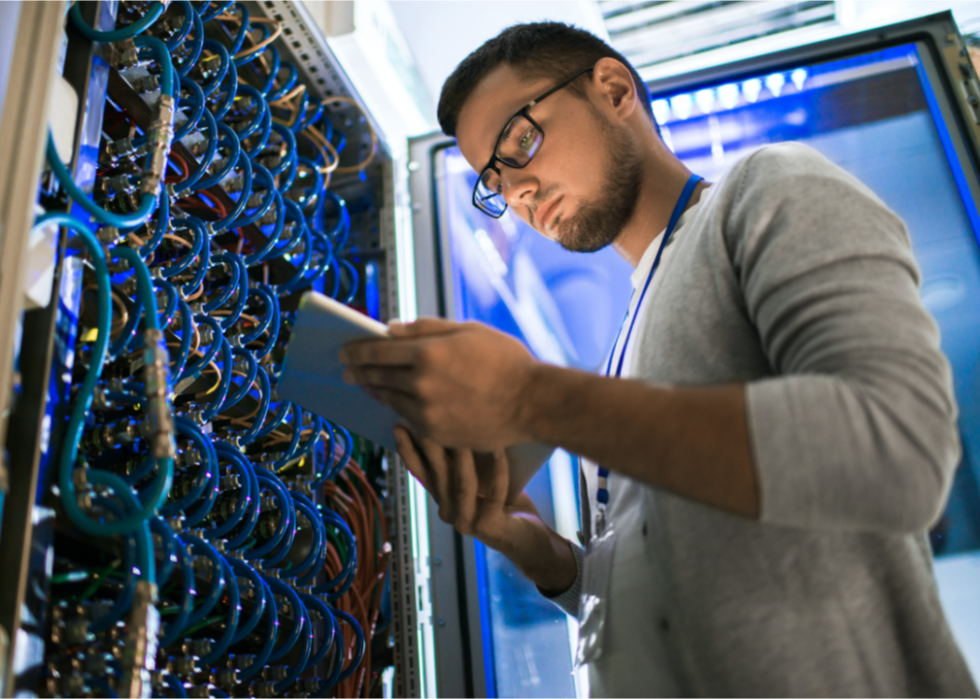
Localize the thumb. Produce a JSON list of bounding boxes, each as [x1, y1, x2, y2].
[[389, 317, 460, 338]]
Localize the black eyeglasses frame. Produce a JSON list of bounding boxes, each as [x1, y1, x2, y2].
[[471, 66, 596, 218]]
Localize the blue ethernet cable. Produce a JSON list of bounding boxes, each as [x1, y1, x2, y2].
[[199, 336, 233, 422], [273, 606, 311, 694], [157, 536, 194, 648], [238, 578, 278, 681], [47, 134, 157, 229], [178, 534, 226, 627], [162, 0, 195, 51], [70, 1, 165, 42], [227, 558, 266, 644], [334, 607, 366, 682], [198, 39, 231, 97], [263, 576, 306, 663], [198, 0, 235, 23], [199, 556, 240, 663], [175, 9, 204, 78]]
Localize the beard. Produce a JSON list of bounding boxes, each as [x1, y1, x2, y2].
[[553, 117, 644, 253]]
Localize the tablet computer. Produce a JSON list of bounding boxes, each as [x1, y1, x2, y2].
[[279, 291, 555, 502], [278, 290, 399, 450]]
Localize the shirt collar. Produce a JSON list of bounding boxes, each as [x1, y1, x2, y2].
[[629, 200, 703, 290]]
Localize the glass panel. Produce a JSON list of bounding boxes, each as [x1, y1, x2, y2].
[[436, 146, 633, 697], [652, 41, 980, 679]]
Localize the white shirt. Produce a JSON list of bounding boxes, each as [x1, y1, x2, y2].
[[581, 201, 702, 697]]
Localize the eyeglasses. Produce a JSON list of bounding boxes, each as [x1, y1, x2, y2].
[[472, 67, 595, 218]]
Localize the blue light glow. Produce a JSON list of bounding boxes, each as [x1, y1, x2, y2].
[[718, 83, 740, 110], [791, 68, 808, 91], [695, 88, 715, 115], [765, 72, 786, 97], [652, 98, 671, 124], [743, 78, 762, 103], [670, 93, 693, 120]]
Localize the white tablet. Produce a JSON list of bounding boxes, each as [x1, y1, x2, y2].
[[279, 291, 555, 501], [278, 291, 400, 450]]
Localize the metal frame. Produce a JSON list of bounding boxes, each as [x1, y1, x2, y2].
[[407, 131, 490, 698], [647, 11, 980, 178], [0, 3, 69, 695]]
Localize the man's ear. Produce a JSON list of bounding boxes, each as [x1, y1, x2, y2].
[[592, 57, 637, 120]]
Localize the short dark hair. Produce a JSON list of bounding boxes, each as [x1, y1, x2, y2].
[[437, 22, 654, 138]]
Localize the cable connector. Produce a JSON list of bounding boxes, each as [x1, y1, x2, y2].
[[141, 94, 176, 198], [143, 328, 176, 459], [121, 581, 160, 699], [110, 38, 139, 71]]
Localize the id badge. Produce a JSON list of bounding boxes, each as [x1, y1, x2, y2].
[[575, 520, 617, 667]]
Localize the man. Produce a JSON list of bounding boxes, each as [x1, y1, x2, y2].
[[340, 22, 977, 696]]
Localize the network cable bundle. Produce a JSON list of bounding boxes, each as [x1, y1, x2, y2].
[[14, 1, 398, 697]]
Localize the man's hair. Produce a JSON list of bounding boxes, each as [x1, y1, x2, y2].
[[437, 22, 654, 138]]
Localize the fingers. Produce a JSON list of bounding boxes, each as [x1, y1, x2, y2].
[[485, 449, 511, 508], [359, 387, 423, 426], [453, 449, 479, 529], [343, 365, 418, 395], [394, 427, 434, 493], [338, 337, 418, 367], [418, 436, 454, 522], [388, 317, 460, 338]]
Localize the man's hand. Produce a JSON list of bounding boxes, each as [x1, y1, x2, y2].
[[340, 319, 539, 451], [394, 426, 577, 594]]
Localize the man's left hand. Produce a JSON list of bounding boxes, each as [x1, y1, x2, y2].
[[339, 318, 538, 450]]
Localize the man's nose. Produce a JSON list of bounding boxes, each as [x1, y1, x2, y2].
[[501, 166, 538, 211]]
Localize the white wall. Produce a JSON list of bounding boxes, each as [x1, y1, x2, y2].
[[388, 1, 608, 122]]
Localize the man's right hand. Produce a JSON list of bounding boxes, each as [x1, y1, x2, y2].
[[394, 426, 578, 595]]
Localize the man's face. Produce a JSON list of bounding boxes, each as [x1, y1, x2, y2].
[[456, 64, 643, 252]]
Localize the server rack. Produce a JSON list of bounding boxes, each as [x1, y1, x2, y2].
[[0, 1, 434, 697]]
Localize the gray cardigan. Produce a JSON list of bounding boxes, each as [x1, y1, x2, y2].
[[546, 143, 977, 697]]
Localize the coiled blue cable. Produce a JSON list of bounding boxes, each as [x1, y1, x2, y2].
[[179, 534, 226, 627], [162, 0, 195, 51], [227, 558, 266, 644], [266, 61, 297, 102], [263, 576, 305, 663], [273, 606, 311, 694], [158, 529, 195, 648], [160, 216, 207, 279], [238, 577, 277, 681], [210, 151, 252, 231], [70, 1, 165, 42], [198, 39, 230, 97], [298, 592, 336, 671], [202, 448, 251, 539], [48, 134, 158, 229], [192, 121, 240, 191], [173, 108, 218, 195], [244, 469, 294, 561], [199, 336, 233, 422], [199, 556, 240, 663], [333, 606, 366, 683], [238, 365, 272, 446], [229, 162, 276, 229], [218, 445, 260, 549], [201, 253, 239, 312], [175, 9, 204, 78], [199, 0, 234, 23]]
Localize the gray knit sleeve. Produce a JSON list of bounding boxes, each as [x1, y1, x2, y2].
[[729, 143, 960, 533], [537, 542, 584, 618]]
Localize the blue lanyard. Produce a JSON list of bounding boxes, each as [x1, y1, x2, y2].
[[596, 174, 702, 512]]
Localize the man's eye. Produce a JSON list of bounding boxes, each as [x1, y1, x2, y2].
[[519, 129, 536, 152]]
